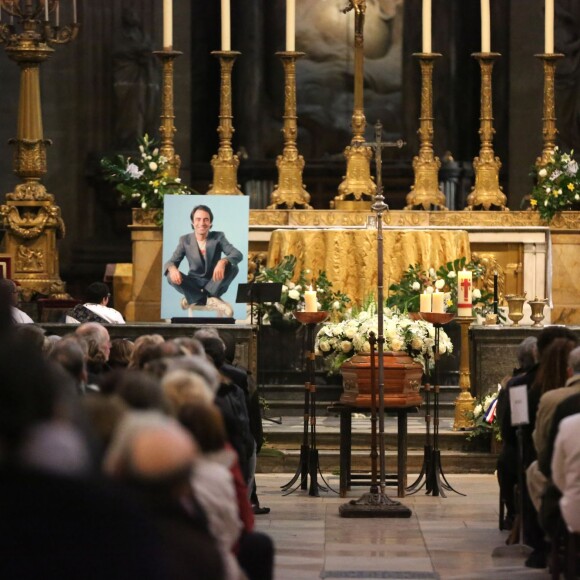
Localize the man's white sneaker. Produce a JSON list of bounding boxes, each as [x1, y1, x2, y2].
[[207, 297, 234, 317]]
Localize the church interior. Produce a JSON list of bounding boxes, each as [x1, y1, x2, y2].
[[1, 0, 580, 578]]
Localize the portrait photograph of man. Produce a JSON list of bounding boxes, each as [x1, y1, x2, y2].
[[161, 195, 249, 320]]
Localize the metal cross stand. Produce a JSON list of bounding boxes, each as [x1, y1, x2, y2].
[[340, 121, 410, 518], [406, 313, 464, 498], [281, 311, 337, 497]]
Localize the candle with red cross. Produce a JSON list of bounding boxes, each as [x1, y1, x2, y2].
[[457, 269, 473, 317]]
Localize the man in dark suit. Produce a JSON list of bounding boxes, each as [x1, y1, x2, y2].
[[164, 205, 242, 317]]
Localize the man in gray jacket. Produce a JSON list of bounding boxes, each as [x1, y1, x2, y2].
[[164, 205, 242, 317]]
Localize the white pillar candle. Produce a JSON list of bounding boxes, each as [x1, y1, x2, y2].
[[420, 292, 432, 313], [163, 0, 173, 50], [304, 286, 317, 312], [422, 0, 432, 53], [56, 1, 60, 27], [545, 0, 554, 54], [221, 0, 231, 51], [73, 0, 77, 24], [481, 0, 490, 53], [432, 291, 445, 314], [286, 0, 296, 52], [45, 0, 49, 21], [457, 269, 473, 317]]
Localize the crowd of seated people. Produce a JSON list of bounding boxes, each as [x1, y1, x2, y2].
[[0, 284, 274, 580], [497, 326, 580, 571]]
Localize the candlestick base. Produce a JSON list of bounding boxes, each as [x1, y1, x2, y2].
[[334, 143, 376, 207]]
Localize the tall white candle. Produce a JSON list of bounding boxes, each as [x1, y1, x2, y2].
[[163, 0, 173, 50], [432, 291, 445, 314], [286, 0, 296, 52], [56, 1, 59, 27], [73, 0, 77, 24], [221, 0, 231, 51], [545, 0, 554, 54], [422, 0, 432, 53], [481, 0, 491, 53], [304, 286, 317, 312], [457, 269, 473, 317], [45, 0, 49, 22]]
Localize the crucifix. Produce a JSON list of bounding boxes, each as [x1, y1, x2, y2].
[[339, 121, 409, 517]]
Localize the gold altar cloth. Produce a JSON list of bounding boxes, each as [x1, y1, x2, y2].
[[267, 228, 471, 305]]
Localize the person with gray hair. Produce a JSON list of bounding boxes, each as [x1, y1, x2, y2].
[[516, 336, 538, 374], [104, 411, 225, 580]]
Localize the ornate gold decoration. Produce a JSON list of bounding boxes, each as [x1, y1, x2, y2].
[[334, 0, 376, 208], [528, 297, 548, 327], [268, 52, 311, 209], [0, 1, 78, 299], [154, 49, 183, 177], [406, 53, 447, 210], [430, 211, 542, 227], [505, 294, 527, 325], [453, 316, 476, 430], [466, 53, 508, 211], [471, 252, 505, 303], [207, 51, 243, 195], [535, 53, 565, 168]]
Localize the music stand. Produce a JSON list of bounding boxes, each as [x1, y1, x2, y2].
[[236, 282, 283, 424]]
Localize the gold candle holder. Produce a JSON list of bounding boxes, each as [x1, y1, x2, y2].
[[207, 50, 243, 195], [466, 53, 508, 211], [453, 316, 476, 430], [334, 0, 375, 209], [0, 1, 79, 300], [154, 50, 183, 178], [534, 53, 565, 169], [268, 51, 311, 209], [405, 53, 447, 211]]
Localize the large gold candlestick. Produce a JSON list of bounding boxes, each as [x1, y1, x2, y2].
[[268, 51, 311, 209], [154, 50, 183, 178], [0, 1, 79, 300], [207, 51, 243, 195], [406, 53, 447, 210], [453, 316, 475, 430], [466, 53, 508, 211], [334, 0, 375, 209], [535, 53, 564, 168]]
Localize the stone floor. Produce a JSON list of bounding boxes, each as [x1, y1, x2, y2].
[[253, 473, 551, 580]]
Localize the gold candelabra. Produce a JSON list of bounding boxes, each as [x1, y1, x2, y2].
[[207, 50, 243, 195], [466, 53, 508, 211], [268, 51, 311, 209], [535, 53, 564, 168], [453, 316, 475, 430], [154, 49, 183, 178], [334, 0, 375, 209], [406, 53, 447, 211], [0, 0, 79, 300]]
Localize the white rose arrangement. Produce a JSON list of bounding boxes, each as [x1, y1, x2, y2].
[[315, 303, 453, 374]]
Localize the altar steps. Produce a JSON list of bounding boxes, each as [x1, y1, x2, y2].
[[261, 383, 461, 418], [257, 416, 498, 475]]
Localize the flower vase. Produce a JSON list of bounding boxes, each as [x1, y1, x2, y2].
[[340, 352, 423, 408]]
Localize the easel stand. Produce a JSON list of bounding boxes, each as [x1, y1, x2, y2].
[[236, 282, 283, 424], [281, 311, 337, 497], [407, 313, 464, 498]]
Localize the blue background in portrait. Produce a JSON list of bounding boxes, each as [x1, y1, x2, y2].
[[161, 195, 249, 320]]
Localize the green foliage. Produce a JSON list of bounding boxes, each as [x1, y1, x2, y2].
[[253, 255, 352, 329], [100, 134, 192, 224]]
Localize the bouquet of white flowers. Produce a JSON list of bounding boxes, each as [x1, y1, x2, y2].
[[467, 385, 502, 442], [315, 303, 453, 374]]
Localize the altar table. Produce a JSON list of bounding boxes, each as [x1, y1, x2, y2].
[[267, 228, 471, 304]]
